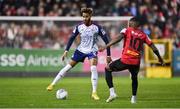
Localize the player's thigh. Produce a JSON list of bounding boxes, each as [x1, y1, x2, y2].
[[71, 50, 86, 62], [88, 51, 98, 66], [108, 59, 129, 72], [69, 59, 78, 67], [128, 65, 140, 77], [89, 57, 98, 66]]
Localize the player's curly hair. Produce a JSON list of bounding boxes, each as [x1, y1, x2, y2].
[[130, 17, 140, 27], [81, 8, 93, 15]]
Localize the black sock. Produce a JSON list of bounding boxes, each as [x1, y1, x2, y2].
[[105, 68, 113, 88], [131, 76, 138, 96]]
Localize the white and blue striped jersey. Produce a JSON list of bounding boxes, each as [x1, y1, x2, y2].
[[65, 22, 110, 56]]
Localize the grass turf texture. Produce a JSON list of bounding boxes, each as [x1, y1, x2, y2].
[[0, 77, 180, 108]]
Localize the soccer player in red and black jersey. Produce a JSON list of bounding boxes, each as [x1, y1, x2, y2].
[[99, 17, 164, 103]]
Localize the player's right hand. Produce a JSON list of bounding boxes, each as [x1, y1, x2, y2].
[[106, 56, 112, 64], [61, 51, 68, 61]]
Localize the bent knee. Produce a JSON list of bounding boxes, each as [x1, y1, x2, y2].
[[105, 66, 111, 71]]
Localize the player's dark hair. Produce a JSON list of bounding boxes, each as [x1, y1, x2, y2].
[[81, 8, 93, 15], [130, 17, 140, 27]]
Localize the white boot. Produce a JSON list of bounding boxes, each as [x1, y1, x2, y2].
[[106, 93, 117, 103], [131, 95, 137, 104]]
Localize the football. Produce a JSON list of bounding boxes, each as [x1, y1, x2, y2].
[[56, 89, 68, 100]]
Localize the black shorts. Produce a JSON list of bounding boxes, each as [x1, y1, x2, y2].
[[109, 59, 140, 76]]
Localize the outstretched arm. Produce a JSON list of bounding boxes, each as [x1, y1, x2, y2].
[[65, 34, 77, 51], [101, 34, 112, 63], [61, 25, 79, 61], [62, 33, 78, 61], [99, 33, 124, 52], [150, 43, 164, 65], [101, 34, 111, 56]]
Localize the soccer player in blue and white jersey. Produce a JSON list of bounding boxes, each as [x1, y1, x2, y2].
[[47, 8, 111, 100]]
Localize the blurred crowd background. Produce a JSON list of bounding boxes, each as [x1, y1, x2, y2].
[[0, 0, 179, 49]]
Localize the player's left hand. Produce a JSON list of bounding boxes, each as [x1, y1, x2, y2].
[[106, 56, 112, 64], [159, 58, 165, 66], [98, 45, 106, 52]]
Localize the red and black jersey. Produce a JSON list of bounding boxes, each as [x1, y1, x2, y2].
[[120, 27, 152, 65]]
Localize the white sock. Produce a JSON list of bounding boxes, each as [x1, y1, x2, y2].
[[91, 65, 98, 93], [132, 95, 136, 98], [110, 87, 116, 96], [51, 64, 72, 85]]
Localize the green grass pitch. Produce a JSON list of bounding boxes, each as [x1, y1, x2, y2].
[[0, 77, 180, 108]]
